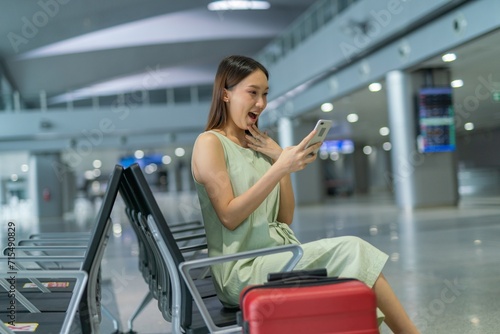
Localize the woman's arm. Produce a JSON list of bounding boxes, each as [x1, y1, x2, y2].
[[277, 174, 294, 225], [245, 125, 295, 225], [192, 130, 320, 231], [192, 132, 286, 230]]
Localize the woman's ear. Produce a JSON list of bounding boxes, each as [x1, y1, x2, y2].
[[223, 88, 229, 102]]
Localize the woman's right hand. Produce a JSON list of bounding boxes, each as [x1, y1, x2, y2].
[[274, 129, 322, 174]]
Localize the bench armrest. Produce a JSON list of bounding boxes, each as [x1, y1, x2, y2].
[[18, 239, 89, 246], [179, 244, 303, 333], [0, 270, 87, 334]]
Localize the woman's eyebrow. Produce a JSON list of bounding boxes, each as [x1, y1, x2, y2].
[[248, 84, 269, 90]]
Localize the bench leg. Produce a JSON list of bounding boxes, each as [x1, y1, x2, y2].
[[126, 291, 153, 333], [102, 305, 123, 333]]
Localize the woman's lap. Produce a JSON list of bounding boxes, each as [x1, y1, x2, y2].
[[220, 236, 388, 306], [295, 236, 388, 288]]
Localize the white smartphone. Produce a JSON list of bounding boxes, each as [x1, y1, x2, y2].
[[305, 119, 332, 154]]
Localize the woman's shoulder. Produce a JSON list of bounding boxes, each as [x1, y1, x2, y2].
[[195, 130, 222, 147], [193, 131, 226, 156], [192, 131, 227, 183]]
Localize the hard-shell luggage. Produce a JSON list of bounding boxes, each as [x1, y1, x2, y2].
[[238, 269, 379, 334]]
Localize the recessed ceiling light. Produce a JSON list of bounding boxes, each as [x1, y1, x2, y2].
[[145, 163, 158, 174], [162, 155, 172, 165], [208, 1, 271, 11], [175, 147, 186, 157], [330, 152, 340, 161], [442, 53, 457, 62], [321, 103, 334, 112], [382, 142, 392, 151], [368, 82, 382, 92], [84, 170, 94, 180], [379, 127, 390, 136], [464, 122, 474, 131], [363, 146, 373, 155], [134, 150, 145, 159], [451, 79, 463, 88], [347, 113, 359, 123]]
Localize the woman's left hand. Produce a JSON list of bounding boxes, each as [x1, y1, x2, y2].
[[246, 124, 283, 161]]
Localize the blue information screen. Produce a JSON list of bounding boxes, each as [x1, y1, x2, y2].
[[418, 87, 456, 153]]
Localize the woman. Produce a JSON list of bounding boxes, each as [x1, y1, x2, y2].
[[191, 55, 419, 333]]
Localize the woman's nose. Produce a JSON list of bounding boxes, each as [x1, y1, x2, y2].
[[256, 95, 266, 109]]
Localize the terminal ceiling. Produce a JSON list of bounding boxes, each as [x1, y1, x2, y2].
[[1, 1, 500, 178]]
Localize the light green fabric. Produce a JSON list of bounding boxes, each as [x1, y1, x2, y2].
[[194, 131, 388, 323]]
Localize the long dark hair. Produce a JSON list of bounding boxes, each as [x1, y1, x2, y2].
[[205, 55, 269, 131]]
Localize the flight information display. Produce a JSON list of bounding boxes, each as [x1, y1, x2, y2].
[[418, 87, 456, 153]]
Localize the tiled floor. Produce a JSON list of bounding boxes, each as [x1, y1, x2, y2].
[[2, 191, 499, 333]]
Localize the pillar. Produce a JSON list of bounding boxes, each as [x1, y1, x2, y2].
[[278, 117, 325, 205], [386, 70, 416, 209], [28, 152, 64, 219], [353, 143, 369, 194], [180, 160, 193, 192], [167, 161, 181, 193], [0, 179, 6, 205], [386, 70, 458, 209]]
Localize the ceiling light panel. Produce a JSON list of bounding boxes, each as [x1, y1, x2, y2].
[[321, 103, 334, 112], [442, 53, 457, 62], [368, 82, 382, 92], [451, 79, 464, 88], [208, 1, 271, 11]]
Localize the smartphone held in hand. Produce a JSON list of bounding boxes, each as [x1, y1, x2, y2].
[[305, 119, 332, 155]]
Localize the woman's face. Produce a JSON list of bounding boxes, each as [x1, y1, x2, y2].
[[225, 69, 268, 131]]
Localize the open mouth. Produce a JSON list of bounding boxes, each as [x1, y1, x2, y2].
[[248, 112, 258, 120]]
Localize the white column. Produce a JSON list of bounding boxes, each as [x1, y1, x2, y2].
[[386, 70, 416, 210], [28, 152, 64, 218], [278, 118, 324, 205], [278, 117, 294, 148]]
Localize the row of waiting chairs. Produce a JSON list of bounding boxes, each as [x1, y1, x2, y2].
[[121, 164, 303, 334], [0, 164, 124, 334], [1, 164, 303, 333]]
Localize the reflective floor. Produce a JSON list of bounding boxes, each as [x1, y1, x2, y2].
[[2, 191, 499, 333]]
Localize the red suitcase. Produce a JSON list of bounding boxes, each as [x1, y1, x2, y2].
[[238, 270, 379, 334]]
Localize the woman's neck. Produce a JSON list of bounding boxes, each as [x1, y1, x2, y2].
[[214, 126, 247, 148]]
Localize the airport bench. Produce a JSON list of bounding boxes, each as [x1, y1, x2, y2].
[[0, 164, 123, 333], [122, 163, 303, 334]]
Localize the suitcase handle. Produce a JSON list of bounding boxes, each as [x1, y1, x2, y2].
[[267, 268, 327, 282], [265, 275, 358, 287]]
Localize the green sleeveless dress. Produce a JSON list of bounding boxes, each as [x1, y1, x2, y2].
[[194, 131, 388, 322]]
